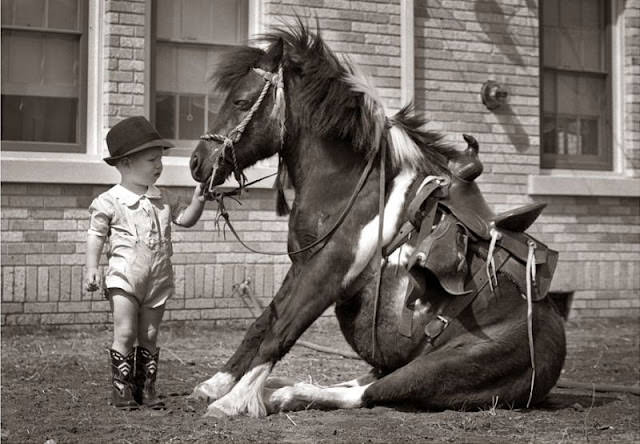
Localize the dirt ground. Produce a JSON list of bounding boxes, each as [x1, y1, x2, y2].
[[1, 317, 638, 444]]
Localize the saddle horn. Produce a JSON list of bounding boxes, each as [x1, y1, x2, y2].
[[449, 134, 483, 182]]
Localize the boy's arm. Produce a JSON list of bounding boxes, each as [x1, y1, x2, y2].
[[85, 233, 105, 291], [175, 184, 206, 227]]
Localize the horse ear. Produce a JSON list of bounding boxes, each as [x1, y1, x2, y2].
[[262, 38, 284, 71]]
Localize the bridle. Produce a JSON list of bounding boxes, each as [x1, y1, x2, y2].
[[198, 63, 380, 260], [200, 65, 285, 195]]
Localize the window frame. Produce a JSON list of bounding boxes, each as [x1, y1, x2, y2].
[[149, 0, 250, 157], [1, 0, 89, 153], [539, 0, 613, 171], [529, 0, 635, 197]]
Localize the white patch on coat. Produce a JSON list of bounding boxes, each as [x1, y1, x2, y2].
[[388, 125, 425, 171], [191, 371, 235, 402], [385, 244, 415, 268], [269, 382, 372, 412], [206, 363, 271, 417], [342, 169, 416, 288]]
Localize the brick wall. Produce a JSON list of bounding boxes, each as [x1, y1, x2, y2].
[[626, 4, 640, 175], [1, 0, 638, 324], [104, 0, 147, 126], [1, 184, 289, 325]]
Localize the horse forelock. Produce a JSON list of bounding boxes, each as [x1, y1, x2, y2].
[[212, 46, 266, 91]]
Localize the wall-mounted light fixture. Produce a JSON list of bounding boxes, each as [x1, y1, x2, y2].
[[480, 80, 508, 111]]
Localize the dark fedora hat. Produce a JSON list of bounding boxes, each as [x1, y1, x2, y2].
[[104, 116, 173, 165]]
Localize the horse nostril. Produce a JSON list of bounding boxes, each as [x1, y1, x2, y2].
[[190, 153, 203, 181]]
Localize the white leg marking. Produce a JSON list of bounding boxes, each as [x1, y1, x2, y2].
[[191, 371, 235, 402], [343, 169, 416, 287], [269, 382, 372, 412], [206, 363, 271, 417]]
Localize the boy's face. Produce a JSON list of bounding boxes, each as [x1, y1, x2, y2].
[[121, 147, 164, 186]]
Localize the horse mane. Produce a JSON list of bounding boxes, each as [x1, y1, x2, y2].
[[212, 20, 458, 176]]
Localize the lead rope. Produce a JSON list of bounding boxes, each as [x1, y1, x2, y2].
[[525, 239, 538, 408]]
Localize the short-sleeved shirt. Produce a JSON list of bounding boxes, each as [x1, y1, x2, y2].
[[88, 184, 186, 307]]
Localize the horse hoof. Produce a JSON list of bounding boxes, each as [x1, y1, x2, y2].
[[188, 386, 212, 402], [204, 405, 229, 418]]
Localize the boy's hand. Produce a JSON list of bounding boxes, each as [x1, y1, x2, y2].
[[84, 267, 101, 292]]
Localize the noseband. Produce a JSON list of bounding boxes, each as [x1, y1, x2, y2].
[[200, 65, 284, 194]]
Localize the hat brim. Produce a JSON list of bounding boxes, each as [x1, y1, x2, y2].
[[104, 139, 174, 166]]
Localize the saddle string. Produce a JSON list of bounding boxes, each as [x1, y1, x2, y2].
[[525, 239, 538, 408], [486, 227, 501, 292]]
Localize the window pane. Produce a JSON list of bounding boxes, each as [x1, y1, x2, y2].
[[577, 75, 605, 116], [582, 0, 601, 27], [580, 119, 598, 155], [542, 116, 557, 154], [44, 33, 78, 92], [2, 94, 76, 142], [2, 0, 15, 25], [178, 94, 205, 140], [557, 73, 578, 115], [2, 30, 43, 86], [582, 29, 602, 71], [560, 0, 581, 27], [48, 0, 78, 30], [155, 94, 176, 139], [542, 0, 559, 26], [13, 0, 44, 27], [558, 29, 582, 69], [156, 0, 180, 40], [542, 70, 556, 113], [565, 119, 579, 155]]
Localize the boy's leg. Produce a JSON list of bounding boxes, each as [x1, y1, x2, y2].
[[135, 304, 166, 408], [110, 290, 139, 353], [138, 304, 165, 351], [108, 289, 139, 409]]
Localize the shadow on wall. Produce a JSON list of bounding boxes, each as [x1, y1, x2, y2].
[[420, 0, 538, 152], [493, 103, 531, 153]]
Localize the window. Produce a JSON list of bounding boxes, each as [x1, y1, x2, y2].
[[1, 0, 87, 153], [540, 0, 612, 170], [152, 0, 249, 156]]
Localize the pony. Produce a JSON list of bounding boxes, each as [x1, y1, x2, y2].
[[188, 21, 566, 417]]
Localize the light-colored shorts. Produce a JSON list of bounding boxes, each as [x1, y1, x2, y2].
[[105, 240, 174, 308]]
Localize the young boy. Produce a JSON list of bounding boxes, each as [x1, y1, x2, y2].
[[84, 116, 205, 409]]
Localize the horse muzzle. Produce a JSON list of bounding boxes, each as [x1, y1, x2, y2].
[[190, 140, 229, 187]]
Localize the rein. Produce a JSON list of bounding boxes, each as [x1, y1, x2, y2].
[[210, 151, 378, 258]]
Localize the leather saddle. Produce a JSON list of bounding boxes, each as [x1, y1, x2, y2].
[[397, 135, 558, 337]]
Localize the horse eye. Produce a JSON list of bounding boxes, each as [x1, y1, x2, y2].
[[233, 99, 251, 110]]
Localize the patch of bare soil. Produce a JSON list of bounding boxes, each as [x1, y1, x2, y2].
[[1, 318, 638, 443]]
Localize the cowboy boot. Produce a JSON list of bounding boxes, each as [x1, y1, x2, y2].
[[135, 346, 165, 409], [109, 349, 138, 409]]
